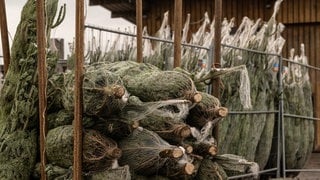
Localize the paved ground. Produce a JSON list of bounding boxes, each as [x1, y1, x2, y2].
[[296, 153, 320, 180]]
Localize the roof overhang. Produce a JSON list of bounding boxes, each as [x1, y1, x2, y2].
[[89, 0, 150, 23]]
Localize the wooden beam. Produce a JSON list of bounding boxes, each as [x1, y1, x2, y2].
[[212, 0, 222, 142], [74, 0, 85, 179], [136, 0, 143, 63], [111, 11, 137, 19], [36, 0, 47, 179], [0, 0, 10, 75], [90, 0, 133, 6], [174, 0, 182, 68]]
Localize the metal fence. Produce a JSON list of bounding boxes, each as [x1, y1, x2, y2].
[[84, 24, 320, 179]]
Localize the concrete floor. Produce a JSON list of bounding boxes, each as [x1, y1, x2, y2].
[[296, 153, 320, 180]]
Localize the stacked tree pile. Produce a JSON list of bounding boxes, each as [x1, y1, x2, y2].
[[38, 59, 259, 179], [82, 0, 314, 176]]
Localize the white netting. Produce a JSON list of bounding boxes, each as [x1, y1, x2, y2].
[[239, 66, 252, 109]]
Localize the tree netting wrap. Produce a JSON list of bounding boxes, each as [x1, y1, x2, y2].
[[123, 70, 201, 103], [61, 68, 128, 117], [187, 92, 228, 130], [139, 115, 192, 145], [118, 95, 193, 123], [47, 73, 65, 113], [33, 163, 72, 180], [47, 109, 96, 130], [92, 117, 138, 141], [88, 165, 131, 180], [195, 159, 228, 180], [88, 61, 161, 79], [118, 128, 193, 177], [266, 45, 314, 171], [213, 154, 259, 179], [46, 125, 122, 173], [217, 0, 285, 169]]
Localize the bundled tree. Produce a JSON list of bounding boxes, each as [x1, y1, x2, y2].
[[118, 128, 195, 178], [0, 0, 64, 178], [46, 125, 122, 173], [61, 68, 128, 117]]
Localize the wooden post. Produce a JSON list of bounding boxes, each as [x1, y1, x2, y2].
[[74, 0, 85, 179], [0, 0, 10, 74], [314, 82, 320, 152], [136, 0, 143, 63], [36, 0, 47, 179], [212, 0, 222, 142], [173, 0, 182, 68]]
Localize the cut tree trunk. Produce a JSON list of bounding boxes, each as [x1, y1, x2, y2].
[[46, 125, 122, 173]]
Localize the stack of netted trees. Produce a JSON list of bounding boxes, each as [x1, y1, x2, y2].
[[38, 60, 259, 180]]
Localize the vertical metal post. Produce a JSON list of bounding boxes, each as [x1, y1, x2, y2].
[[136, 0, 143, 63], [276, 55, 282, 178], [173, 0, 182, 68], [0, 0, 10, 74], [36, 0, 47, 179], [212, 0, 222, 142], [278, 55, 286, 178], [206, 45, 213, 93], [74, 0, 85, 179]]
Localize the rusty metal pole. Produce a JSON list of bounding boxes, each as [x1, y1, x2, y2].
[[212, 0, 222, 142], [36, 0, 47, 179], [0, 0, 10, 74], [136, 0, 143, 63], [173, 0, 182, 68], [74, 0, 85, 179]]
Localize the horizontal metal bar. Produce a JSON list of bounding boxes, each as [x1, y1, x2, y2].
[[283, 57, 320, 71], [222, 43, 282, 57], [228, 110, 279, 115], [283, 113, 320, 121], [84, 24, 320, 72], [285, 169, 320, 173], [228, 168, 278, 179], [84, 24, 210, 50]]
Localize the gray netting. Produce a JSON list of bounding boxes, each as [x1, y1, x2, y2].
[[118, 128, 184, 176], [213, 154, 259, 179], [195, 159, 228, 180], [187, 92, 223, 129], [47, 109, 96, 130], [123, 70, 198, 102], [281, 45, 314, 170], [88, 60, 160, 79], [46, 125, 122, 173], [62, 68, 128, 117]]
